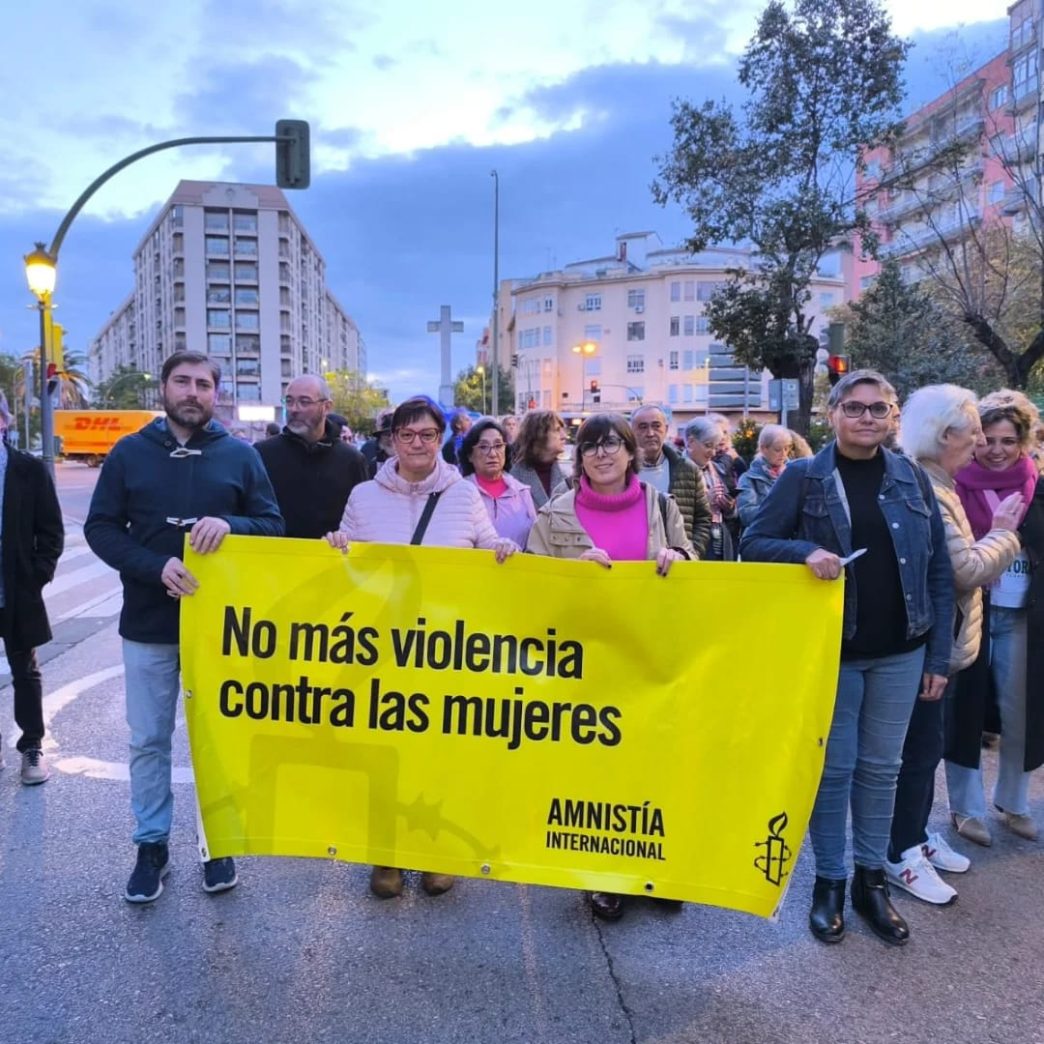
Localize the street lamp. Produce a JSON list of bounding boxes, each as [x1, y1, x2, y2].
[[490, 170, 500, 416], [572, 341, 598, 411], [24, 243, 58, 476], [476, 364, 487, 415]]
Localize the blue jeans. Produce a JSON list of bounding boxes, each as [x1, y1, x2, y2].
[[123, 640, 181, 845], [947, 606, 1032, 817], [811, 647, 926, 879]]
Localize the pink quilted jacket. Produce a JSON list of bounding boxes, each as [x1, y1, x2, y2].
[[339, 456, 502, 548]]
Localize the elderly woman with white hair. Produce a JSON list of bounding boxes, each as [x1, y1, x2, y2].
[[736, 425, 792, 529], [884, 386, 1022, 907], [685, 417, 737, 560]]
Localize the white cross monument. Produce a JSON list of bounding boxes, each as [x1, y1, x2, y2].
[[427, 304, 463, 406]]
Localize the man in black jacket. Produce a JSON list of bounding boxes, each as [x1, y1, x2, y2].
[[256, 375, 369, 537], [0, 404, 64, 784]]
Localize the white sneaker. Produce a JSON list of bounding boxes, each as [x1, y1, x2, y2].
[[924, 832, 970, 874], [884, 844, 957, 905]]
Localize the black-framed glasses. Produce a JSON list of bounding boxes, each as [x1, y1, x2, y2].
[[838, 400, 893, 419], [283, 396, 328, 408], [580, 435, 625, 457], [395, 428, 441, 444]]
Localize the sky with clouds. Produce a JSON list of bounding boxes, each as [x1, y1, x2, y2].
[[0, 0, 1010, 399]]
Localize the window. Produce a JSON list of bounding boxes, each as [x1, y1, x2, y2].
[[583, 324, 602, 341], [1014, 52, 1037, 96], [236, 335, 260, 353], [171, 205, 184, 227], [989, 180, 1006, 204], [171, 233, 183, 254], [683, 280, 695, 301], [235, 262, 258, 282], [543, 390, 551, 408], [235, 287, 260, 306], [586, 358, 602, 376], [696, 316, 711, 334], [206, 237, 229, 256], [667, 384, 679, 404], [208, 333, 231, 354], [819, 293, 835, 309], [697, 281, 721, 301], [991, 85, 1010, 110], [669, 316, 680, 336], [683, 315, 695, 336], [683, 350, 694, 370], [627, 289, 646, 309], [235, 238, 258, 257], [204, 210, 229, 231], [236, 358, 261, 377], [543, 358, 553, 376], [682, 384, 694, 403], [207, 286, 231, 305], [237, 383, 262, 401], [235, 312, 260, 332], [626, 354, 645, 374], [207, 309, 230, 328], [860, 274, 876, 290], [670, 281, 681, 302], [544, 296, 554, 312], [207, 261, 230, 281], [627, 387, 644, 402], [1012, 17, 1034, 49], [543, 326, 552, 346], [694, 384, 709, 405], [627, 321, 645, 341], [521, 298, 540, 314], [233, 211, 258, 233], [668, 351, 679, 371], [584, 294, 602, 311], [519, 328, 540, 348]]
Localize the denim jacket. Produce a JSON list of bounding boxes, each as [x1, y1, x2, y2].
[[739, 442, 954, 676]]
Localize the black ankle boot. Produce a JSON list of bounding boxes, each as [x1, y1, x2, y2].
[[809, 876, 847, 943], [851, 866, 909, 946]]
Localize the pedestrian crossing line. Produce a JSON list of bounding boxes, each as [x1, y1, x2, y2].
[[45, 560, 116, 598]]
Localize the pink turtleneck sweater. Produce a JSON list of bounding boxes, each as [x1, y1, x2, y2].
[[574, 474, 648, 561]]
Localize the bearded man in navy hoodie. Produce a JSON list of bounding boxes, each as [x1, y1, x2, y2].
[[85, 351, 284, 904]]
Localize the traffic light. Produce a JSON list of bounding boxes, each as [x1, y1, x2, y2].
[[46, 362, 59, 398], [590, 379, 600, 404], [275, 119, 310, 189], [511, 353, 519, 367], [827, 354, 850, 386]]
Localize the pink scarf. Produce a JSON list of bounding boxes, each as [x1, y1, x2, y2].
[[574, 474, 648, 561], [954, 456, 1037, 540]]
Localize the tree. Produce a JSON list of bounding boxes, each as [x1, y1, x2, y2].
[[93, 363, 155, 408], [325, 370, 390, 433], [653, 0, 908, 431], [838, 260, 1004, 398], [56, 348, 92, 408], [878, 66, 1044, 388], [453, 365, 514, 414]]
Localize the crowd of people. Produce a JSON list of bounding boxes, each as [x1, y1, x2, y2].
[[3, 350, 1039, 939]]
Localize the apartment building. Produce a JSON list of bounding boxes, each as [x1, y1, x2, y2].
[[851, 2, 1043, 295], [89, 181, 364, 422], [507, 232, 847, 427]]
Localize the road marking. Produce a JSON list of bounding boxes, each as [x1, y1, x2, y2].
[[57, 544, 94, 564], [52, 756, 195, 784], [53, 588, 123, 623], [45, 560, 116, 597]]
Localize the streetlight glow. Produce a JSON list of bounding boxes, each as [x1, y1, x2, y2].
[[572, 341, 598, 355], [24, 242, 57, 298]]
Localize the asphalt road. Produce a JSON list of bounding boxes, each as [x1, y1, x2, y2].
[[0, 464, 1042, 1044]]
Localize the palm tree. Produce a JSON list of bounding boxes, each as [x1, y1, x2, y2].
[[57, 348, 91, 408]]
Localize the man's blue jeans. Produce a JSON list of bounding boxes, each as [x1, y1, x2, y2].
[[947, 606, 1033, 817], [123, 640, 181, 845], [810, 647, 925, 880]]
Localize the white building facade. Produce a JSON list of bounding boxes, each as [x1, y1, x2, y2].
[[89, 181, 364, 421], [507, 232, 847, 427]]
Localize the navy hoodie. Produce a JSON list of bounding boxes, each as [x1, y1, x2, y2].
[[85, 418, 284, 643]]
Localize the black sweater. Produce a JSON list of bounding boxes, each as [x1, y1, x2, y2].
[[255, 422, 368, 538]]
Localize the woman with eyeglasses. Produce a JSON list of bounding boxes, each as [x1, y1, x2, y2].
[[740, 370, 953, 948], [459, 418, 536, 547], [325, 395, 518, 902], [947, 390, 1044, 846], [527, 412, 695, 921]]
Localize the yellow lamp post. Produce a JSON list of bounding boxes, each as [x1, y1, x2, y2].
[[24, 243, 58, 477]]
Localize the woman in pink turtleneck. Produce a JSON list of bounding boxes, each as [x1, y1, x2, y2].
[[527, 412, 695, 922]]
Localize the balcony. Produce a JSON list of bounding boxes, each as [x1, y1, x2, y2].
[[1002, 185, 1034, 215]]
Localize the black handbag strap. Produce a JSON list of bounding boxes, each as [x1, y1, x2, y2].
[[411, 491, 443, 545]]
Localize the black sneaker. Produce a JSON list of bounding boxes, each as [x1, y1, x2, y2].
[[125, 842, 170, 904], [202, 857, 238, 894]]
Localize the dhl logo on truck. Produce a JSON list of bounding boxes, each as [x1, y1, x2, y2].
[[72, 416, 127, 430]]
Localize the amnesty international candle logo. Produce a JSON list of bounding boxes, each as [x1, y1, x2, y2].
[[753, 811, 792, 886], [181, 538, 843, 919]]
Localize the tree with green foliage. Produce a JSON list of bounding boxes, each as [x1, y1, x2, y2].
[[453, 365, 514, 414], [325, 370, 390, 433], [93, 363, 155, 408], [653, 0, 908, 431], [839, 260, 1003, 399]]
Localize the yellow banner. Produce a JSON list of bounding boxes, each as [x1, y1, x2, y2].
[[181, 537, 842, 919]]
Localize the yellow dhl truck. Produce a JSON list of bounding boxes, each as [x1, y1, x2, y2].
[[53, 410, 163, 466]]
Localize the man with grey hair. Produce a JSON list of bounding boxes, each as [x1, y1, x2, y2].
[[256, 374, 368, 539], [0, 396, 63, 783], [631, 404, 711, 557]]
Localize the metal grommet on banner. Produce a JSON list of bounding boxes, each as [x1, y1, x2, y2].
[[480, 863, 492, 875], [184, 689, 193, 699], [644, 882, 655, 892], [327, 846, 337, 857]]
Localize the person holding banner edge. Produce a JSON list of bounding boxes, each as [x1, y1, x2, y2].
[[527, 411, 694, 921], [740, 370, 953, 946], [325, 395, 518, 899], [85, 351, 284, 904]]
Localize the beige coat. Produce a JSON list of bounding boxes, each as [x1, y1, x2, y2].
[[920, 460, 1021, 672], [527, 482, 695, 560]]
